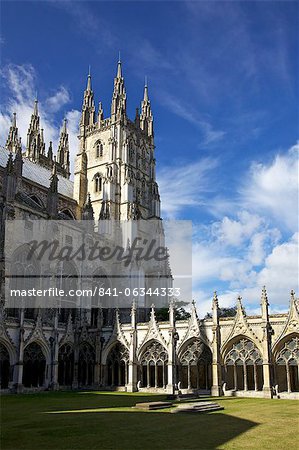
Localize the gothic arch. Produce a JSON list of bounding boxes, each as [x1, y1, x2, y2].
[[138, 340, 168, 388], [58, 343, 74, 386], [178, 338, 212, 390], [95, 140, 103, 158], [8, 244, 41, 319], [223, 337, 263, 391], [273, 333, 299, 393], [137, 338, 168, 362], [22, 341, 47, 388], [28, 194, 45, 208], [0, 343, 11, 389], [272, 332, 299, 360], [221, 334, 262, 363], [59, 208, 75, 219], [0, 337, 17, 365], [78, 341, 95, 386], [93, 172, 103, 193], [106, 342, 129, 387]]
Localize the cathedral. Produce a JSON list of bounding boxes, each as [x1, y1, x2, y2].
[[0, 61, 298, 399]]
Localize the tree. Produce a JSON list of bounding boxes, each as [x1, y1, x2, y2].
[[204, 306, 238, 319]]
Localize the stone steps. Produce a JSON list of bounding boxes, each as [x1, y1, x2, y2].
[[172, 401, 224, 414], [134, 401, 173, 410]]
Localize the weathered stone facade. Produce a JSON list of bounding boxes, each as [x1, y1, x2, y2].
[[0, 62, 298, 399]]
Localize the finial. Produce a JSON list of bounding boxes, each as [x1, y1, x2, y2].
[[62, 118, 67, 133], [145, 75, 148, 87], [88, 64, 91, 76], [143, 79, 149, 102], [12, 112, 16, 127], [213, 291, 219, 308], [86, 68, 92, 90], [117, 54, 122, 78], [33, 98, 38, 116], [118, 50, 121, 63]]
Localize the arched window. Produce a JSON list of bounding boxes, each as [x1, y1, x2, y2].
[[178, 339, 212, 390], [107, 343, 129, 387], [23, 342, 46, 388], [275, 335, 299, 393], [224, 338, 263, 391], [96, 142, 103, 158], [58, 344, 74, 386], [94, 174, 102, 193], [139, 341, 168, 388]]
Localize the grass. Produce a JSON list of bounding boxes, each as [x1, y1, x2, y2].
[[1, 391, 298, 449]]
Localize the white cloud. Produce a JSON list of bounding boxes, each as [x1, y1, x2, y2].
[[240, 143, 299, 233], [158, 92, 226, 146], [158, 157, 218, 218], [46, 86, 71, 113], [0, 64, 80, 177]]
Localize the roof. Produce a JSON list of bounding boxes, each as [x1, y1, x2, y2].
[[0, 148, 74, 199]]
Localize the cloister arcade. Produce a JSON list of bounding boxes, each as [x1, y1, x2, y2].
[[138, 341, 168, 388], [274, 334, 299, 393], [107, 343, 129, 386], [178, 338, 212, 390], [22, 342, 47, 388], [223, 338, 264, 392]]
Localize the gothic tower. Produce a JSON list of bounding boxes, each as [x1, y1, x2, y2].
[[74, 60, 161, 223]]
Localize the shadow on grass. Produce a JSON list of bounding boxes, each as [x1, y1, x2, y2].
[[1, 391, 259, 450]]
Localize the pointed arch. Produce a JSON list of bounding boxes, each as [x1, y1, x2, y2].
[[23, 341, 47, 388]]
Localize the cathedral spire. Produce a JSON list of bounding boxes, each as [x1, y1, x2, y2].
[[33, 98, 38, 116], [57, 118, 70, 179], [26, 99, 43, 161], [80, 70, 95, 129], [87, 65, 92, 91], [117, 57, 122, 79], [6, 112, 21, 153], [111, 57, 126, 121], [140, 79, 153, 138]]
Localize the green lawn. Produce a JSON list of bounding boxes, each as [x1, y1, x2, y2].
[[1, 391, 298, 449]]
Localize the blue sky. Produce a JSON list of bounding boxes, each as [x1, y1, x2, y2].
[[0, 1, 298, 315]]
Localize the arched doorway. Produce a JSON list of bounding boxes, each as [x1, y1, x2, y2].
[[0, 344, 11, 389], [107, 343, 129, 387], [275, 335, 299, 393], [139, 341, 168, 388], [78, 342, 95, 386], [224, 338, 263, 391], [178, 339, 212, 390], [58, 344, 74, 387], [23, 342, 46, 388]]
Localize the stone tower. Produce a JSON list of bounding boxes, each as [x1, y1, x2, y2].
[[74, 60, 161, 223]]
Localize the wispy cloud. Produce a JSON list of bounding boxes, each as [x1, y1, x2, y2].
[[158, 157, 219, 218], [0, 64, 80, 176], [159, 92, 226, 146]]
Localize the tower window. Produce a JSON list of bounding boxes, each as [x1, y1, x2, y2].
[[96, 142, 103, 158], [94, 174, 102, 192]]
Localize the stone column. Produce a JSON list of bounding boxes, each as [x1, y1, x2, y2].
[[211, 293, 222, 396], [187, 363, 191, 390], [254, 364, 258, 391], [260, 287, 273, 398], [233, 364, 237, 390], [147, 362, 150, 388], [154, 363, 158, 388], [127, 301, 137, 392], [286, 364, 291, 393], [243, 363, 248, 391], [166, 300, 177, 394], [14, 309, 25, 392]]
